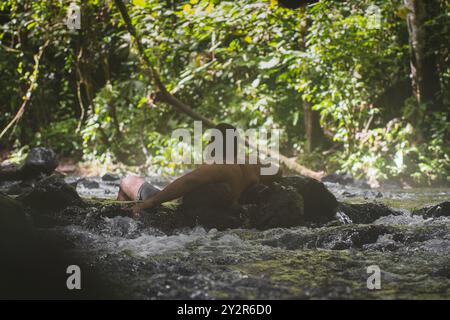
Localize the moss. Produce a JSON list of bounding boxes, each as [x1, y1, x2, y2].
[[230, 248, 450, 299]]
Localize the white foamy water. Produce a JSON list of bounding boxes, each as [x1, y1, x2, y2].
[[373, 212, 431, 226], [59, 220, 254, 259]]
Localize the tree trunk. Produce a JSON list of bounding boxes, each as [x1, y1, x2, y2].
[[303, 101, 325, 152], [300, 17, 326, 153], [404, 0, 442, 112]]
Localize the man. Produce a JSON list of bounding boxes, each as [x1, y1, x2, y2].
[[117, 123, 281, 216]]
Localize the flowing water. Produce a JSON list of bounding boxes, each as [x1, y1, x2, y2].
[[47, 177, 450, 299]]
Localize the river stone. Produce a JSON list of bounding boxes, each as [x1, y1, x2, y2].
[[0, 163, 21, 180], [413, 201, 450, 218], [78, 178, 100, 189], [0, 193, 31, 250], [338, 202, 402, 224], [179, 183, 243, 230], [249, 183, 304, 230], [20, 147, 58, 179], [17, 174, 83, 214], [102, 173, 120, 181], [279, 176, 338, 223]]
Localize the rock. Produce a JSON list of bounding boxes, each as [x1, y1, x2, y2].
[[248, 183, 304, 230], [342, 191, 357, 198], [17, 175, 83, 214], [0, 163, 20, 180], [0, 180, 25, 195], [179, 183, 243, 230], [363, 190, 383, 199], [0, 147, 58, 181], [337, 202, 402, 224], [102, 173, 120, 181], [279, 176, 338, 223], [20, 147, 58, 179], [261, 224, 393, 250], [413, 201, 450, 218], [0, 193, 113, 299], [78, 178, 100, 189], [0, 193, 31, 250]]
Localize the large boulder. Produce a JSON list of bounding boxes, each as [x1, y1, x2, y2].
[[0, 147, 58, 182], [0, 193, 113, 299], [0, 163, 21, 180], [179, 183, 243, 230], [413, 201, 450, 218], [245, 182, 305, 229], [0, 193, 32, 254], [17, 174, 83, 214], [20, 147, 58, 179], [279, 176, 338, 223]]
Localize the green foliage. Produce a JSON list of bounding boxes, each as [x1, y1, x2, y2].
[[0, 0, 449, 184]]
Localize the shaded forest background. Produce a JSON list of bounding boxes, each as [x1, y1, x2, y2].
[[0, 0, 449, 186]]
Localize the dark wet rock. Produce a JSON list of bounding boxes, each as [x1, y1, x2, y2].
[[139, 206, 183, 234], [315, 224, 393, 249], [365, 190, 383, 199], [342, 190, 383, 199], [413, 201, 450, 218], [0, 193, 114, 299], [341, 190, 383, 199], [179, 183, 243, 230], [239, 183, 270, 205], [23, 174, 337, 231], [20, 147, 58, 179], [29, 198, 182, 235], [17, 175, 83, 214], [102, 173, 120, 181], [342, 191, 357, 198], [78, 178, 100, 189], [174, 176, 335, 230], [0, 180, 25, 195], [280, 176, 338, 223], [261, 224, 394, 250], [0, 163, 20, 180], [337, 202, 402, 224], [246, 183, 304, 230], [0, 147, 58, 182], [0, 193, 31, 249]]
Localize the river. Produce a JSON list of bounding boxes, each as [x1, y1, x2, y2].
[[44, 176, 450, 299]]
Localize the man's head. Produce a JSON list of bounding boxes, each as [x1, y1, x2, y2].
[[208, 123, 240, 163]]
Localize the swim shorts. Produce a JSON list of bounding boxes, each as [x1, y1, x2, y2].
[[137, 181, 161, 201]]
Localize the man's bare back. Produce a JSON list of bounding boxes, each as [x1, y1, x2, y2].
[[116, 123, 280, 216]]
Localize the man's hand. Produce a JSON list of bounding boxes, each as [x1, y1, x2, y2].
[[128, 198, 157, 218], [131, 202, 142, 217]]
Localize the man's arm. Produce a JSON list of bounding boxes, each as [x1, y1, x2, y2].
[[139, 165, 222, 210]]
